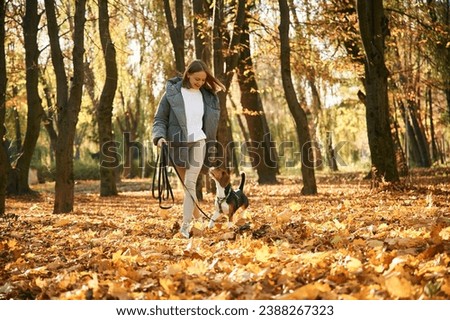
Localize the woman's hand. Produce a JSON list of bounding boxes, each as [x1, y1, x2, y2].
[[157, 137, 167, 148]]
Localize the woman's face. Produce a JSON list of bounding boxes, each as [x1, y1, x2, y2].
[[187, 71, 207, 90]]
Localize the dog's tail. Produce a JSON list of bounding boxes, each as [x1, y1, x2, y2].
[[238, 172, 246, 190]]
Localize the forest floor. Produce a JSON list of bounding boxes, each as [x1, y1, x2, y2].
[[1, 167, 450, 300]]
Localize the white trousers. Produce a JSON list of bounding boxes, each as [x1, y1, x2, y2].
[[176, 139, 205, 224]]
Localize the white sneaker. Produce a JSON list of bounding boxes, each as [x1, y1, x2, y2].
[[180, 223, 190, 239]]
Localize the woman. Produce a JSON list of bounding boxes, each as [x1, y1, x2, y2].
[[152, 60, 224, 238]]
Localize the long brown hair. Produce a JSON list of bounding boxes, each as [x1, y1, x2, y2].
[[182, 59, 225, 93]]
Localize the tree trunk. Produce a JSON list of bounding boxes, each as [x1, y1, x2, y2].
[[290, 0, 324, 171], [399, 100, 421, 167], [193, 0, 211, 64], [213, 0, 230, 168], [391, 100, 408, 176], [45, 0, 86, 213], [426, 0, 450, 123], [356, 0, 399, 182], [10, 0, 45, 194], [237, 23, 278, 184], [407, 100, 431, 167], [326, 132, 338, 171], [213, 0, 246, 170], [427, 86, 444, 164], [12, 104, 21, 153], [427, 86, 440, 163], [98, 0, 118, 196], [41, 75, 58, 162], [84, 61, 99, 145], [0, 0, 7, 216], [116, 89, 141, 179], [6, 105, 20, 193], [446, 86, 450, 123], [444, 4, 450, 123], [306, 71, 324, 171], [164, 0, 185, 73], [193, 0, 214, 194], [278, 0, 317, 195]]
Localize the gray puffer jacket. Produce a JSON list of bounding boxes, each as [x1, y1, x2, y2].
[[152, 77, 220, 169]]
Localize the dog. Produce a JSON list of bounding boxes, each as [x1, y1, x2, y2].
[[208, 167, 249, 228]]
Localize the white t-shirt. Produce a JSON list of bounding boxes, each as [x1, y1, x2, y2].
[[181, 87, 206, 142]]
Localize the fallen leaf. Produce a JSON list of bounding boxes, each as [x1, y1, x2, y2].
[[159, 278, 174, 294], [385, 276, 413, 299], [441, 278, 450, 296], [277, 283, 324, 299], [254, 245, 271, 263], [345, 256, 363, 274], [367, 239, 384, 247], [54, 218, 72, 227]]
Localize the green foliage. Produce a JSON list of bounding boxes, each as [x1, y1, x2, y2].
[[31, 164, 54, 184], [73, 160, 101, 180], [34, 160, 101, 182], [320, 100, 370, 170]]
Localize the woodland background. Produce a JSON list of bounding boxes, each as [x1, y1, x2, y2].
[[0, 0, 449, 300]]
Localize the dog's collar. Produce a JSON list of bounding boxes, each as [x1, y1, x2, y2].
[[224, 184, 232, 196], [217, 184, 232, 202]]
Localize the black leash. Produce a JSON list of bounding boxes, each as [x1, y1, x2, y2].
[[152, 143, 174, 209], [152, 143, 212, 221]]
